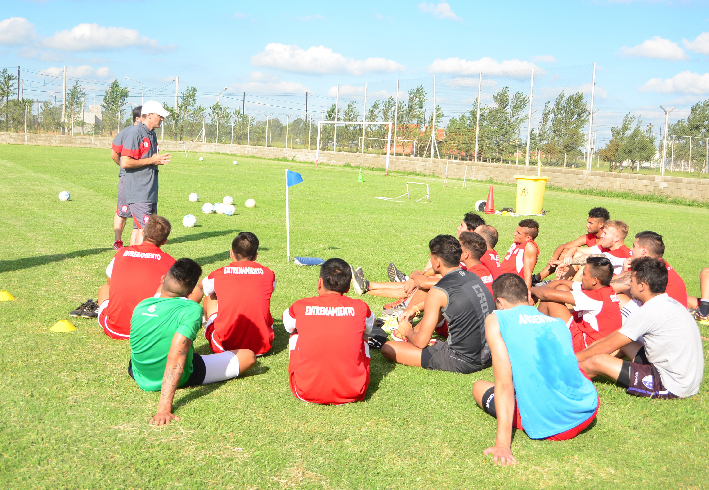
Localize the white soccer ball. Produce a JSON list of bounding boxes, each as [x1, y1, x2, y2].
[[224, 204, 236, 216], [58, 191, 70, 201], [223, 196, 234, 205], [233, 160, 238, 165], [202, 203, 214, 214], [214, 202, 226, 214], [182, 214, 197, 228], [189, 193, 199, 202], [245, 198, 256, 208], [198, 157, 204, 161]]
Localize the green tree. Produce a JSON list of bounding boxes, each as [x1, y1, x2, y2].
[[66, 81, 86, 136], [548, 91, 588, 164], [101, 80, 130, 136], [0, 69, 18, 132], [40, 100, 62, 133], [164, 87, 205, 141]]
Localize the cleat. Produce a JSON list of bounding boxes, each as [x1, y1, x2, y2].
[[387, 263, 408, 283], [81, 299, 99, 318], [70, 299, 94, 318], [350, 266, 369, 295], [113, 240, 124, 250]]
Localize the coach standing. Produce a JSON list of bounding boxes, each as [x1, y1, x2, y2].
[[120, 101, 172, 246]]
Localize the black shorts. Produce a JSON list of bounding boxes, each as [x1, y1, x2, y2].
[[617, 348, 678, 399], [420, 341, 486, 374], [128, 353, 206, 389]]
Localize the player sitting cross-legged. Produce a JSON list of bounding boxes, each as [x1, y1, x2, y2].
[[202, 232, 276, 356], [283, 258, 375, 405], [577, 257, 704, 400], [94, 215, 201, 339], [531, 256, 621, 353], [472, 273, 599, 466], [499, 219, 540, 289], [380, 235, 493, 374], [129, 258, 256, 426]]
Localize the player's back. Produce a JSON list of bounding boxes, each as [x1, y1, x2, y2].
[[287, 294, 371, 404], [206, 261, 276, 355], [105, 243, 175, 337]]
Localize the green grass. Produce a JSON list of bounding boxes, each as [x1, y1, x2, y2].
[[1, 145, 707, 489]]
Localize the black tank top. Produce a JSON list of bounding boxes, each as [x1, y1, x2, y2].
[[433, 268, 493, 367]]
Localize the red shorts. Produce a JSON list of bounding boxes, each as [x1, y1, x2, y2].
[[204, 313, 225, 353], [568, 319, 590, 354], [97, 300, 129, 340]]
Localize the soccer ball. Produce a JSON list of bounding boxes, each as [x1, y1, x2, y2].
[[214, 202, 226, 214], [233, 161, 238, 165], [58, 191, 70, 201], [224, 204, 236, 216], [198, 157, 204, 161], [245, 199, 256, 208], [202, 203, 214, 214], [182, 214, 197, 227], [189, 193, 199, 202], [223, 196, 233, 205]]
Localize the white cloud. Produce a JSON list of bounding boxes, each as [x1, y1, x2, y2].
[[299, 14, 325, 22], [640, 71, 709, 94], [42, 23, 167, 51], [326, 85, 391, 98], [39, 65, 112, 78], [18, 46, 63, 61], [230, 72, 309, 95], [532, 55, 556, 63], [0, 17, 36, 45], [620, 36, 687, 60], [251, 43, 406, 75], [683, 32, 709, 55], [428, 57, 539, 78], [234, 12, 248, 19], [418, 2, 462, 21]]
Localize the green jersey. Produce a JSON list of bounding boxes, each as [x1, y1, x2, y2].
[[129, 296, 202, 391]]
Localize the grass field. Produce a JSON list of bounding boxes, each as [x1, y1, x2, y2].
[[1, 144, 707, 489]]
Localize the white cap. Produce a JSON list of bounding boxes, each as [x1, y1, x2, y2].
[[141, 100, 169, 118]]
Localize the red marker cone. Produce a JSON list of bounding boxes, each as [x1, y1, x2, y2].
[[484, 185, 495, 214]]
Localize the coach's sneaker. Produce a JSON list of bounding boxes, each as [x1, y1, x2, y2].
[[81, 299, 99, 319], [351, 266, 369, 295], [113, 240, 124, 250], [381, 303, 407, 318], [387, 263, 408, 283], [70, 299, 94, 317]]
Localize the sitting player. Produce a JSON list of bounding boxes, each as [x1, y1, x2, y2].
[[283, 258, 374, 404], [577, 257, 704, 399], [611, 231, 687, 311], [475, 224, 501, 279], [472, 274, 599, 466], [129, 258, 256, 426], [688, 267, 709, 321], [95, 215, 195, 340], [459, 232, 493, 294], [380, 235, 493, 374], [534, 207, 610, 283], [531, 256, 621, 353], [499, 219, 540, 289], [202, 232, 276, 356]]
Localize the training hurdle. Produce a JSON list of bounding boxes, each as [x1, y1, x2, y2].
[[375, 182, 430, 203]]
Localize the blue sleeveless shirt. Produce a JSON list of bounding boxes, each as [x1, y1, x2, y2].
[[495, 305, 598, 439]]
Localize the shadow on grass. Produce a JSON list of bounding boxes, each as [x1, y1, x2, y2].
[[169, 229, 240, 246], [270, 319, 289, 356], [0, 247, 111, 273], [173, 364, 270, 411], [365, 352, 396, 400]]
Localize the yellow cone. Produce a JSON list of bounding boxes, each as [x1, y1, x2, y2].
[[50, 320, 77, 332], [0, 291, 15, 301]]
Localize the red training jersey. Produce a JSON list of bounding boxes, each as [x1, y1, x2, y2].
[[569, 283, 622, 352], [283, 294, 374, 405], [663, 260, 688, 308], [481, 250, 501, 279], [499, 241, 539, 278], [468, 263, 493, 294], [202, 261, 276, 355], [585, 232, 599, 247], [105, 243, 175, 338]]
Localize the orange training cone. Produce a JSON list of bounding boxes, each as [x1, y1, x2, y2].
[[484, 185, 495, 214]]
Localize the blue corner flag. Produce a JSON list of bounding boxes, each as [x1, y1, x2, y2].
[[286, 170, 303, 187]]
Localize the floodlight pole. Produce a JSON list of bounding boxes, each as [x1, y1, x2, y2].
[[216, 87, 227, 144], [393, 79, 399, 157], [308, 114, 312, 150], [585, 62, 596, 171], [284, 113, 291, 149], [266, 114, 272, 148], [361, 82, 368, 157], [660, 106, 673, 177], [431, 75, 436, 164], [475, 72, 481, 163], [334, 85, 339, 153], [525, 68, 535, 166]]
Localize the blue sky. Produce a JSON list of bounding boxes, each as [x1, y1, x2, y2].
[[2, 0, 709, 142]]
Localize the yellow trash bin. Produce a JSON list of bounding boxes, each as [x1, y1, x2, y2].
[[515, 176, 548, 215]]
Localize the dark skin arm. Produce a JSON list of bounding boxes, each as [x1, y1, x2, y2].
[[111, 149, 121, 165], [576, 331, 632, 363], [530, 285, 576, 304], [121, 152, 172, 169], [397, 288, 445, 349], [150, 333, 192, 426], [610, 270, 632, 294], [522, 242, 538, 290]]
